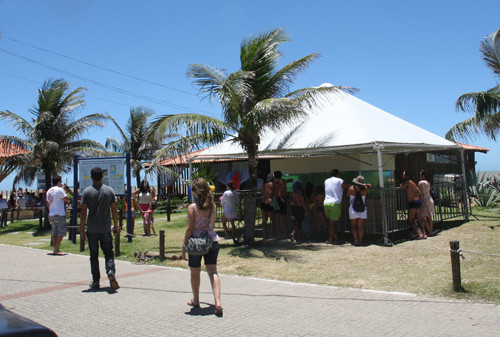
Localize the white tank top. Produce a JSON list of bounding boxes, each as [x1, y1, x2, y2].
[[139, 192, 153, 204]]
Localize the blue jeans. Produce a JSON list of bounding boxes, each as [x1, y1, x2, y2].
[[87, 232, 115, 281]]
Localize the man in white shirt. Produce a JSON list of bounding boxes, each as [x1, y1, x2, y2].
[[324, 169, 349, 244], [46, 176, 69, 255]]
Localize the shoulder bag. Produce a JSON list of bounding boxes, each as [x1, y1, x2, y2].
[[184, 206, 214, 256]]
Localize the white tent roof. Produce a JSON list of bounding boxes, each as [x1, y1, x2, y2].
[[196, 84, 459, 160]]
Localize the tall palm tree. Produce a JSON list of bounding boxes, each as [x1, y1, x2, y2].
[[153, 28, 356, 244], [0, 79, 107, 224], [105, 106, 175, 188], [446, 28, 500, 141], [0, 79, 107, 189]]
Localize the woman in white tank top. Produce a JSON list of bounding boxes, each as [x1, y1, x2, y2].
[[346, 175, 372, 246], [133, 180, 156, 236]]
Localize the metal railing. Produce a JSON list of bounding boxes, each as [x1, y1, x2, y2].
[[212, 184, 468, 236]]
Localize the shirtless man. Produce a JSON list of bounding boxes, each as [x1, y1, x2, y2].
[[273, 171, 288, 239], [400, 171, 426, 239], [260, 173, 274, 239]]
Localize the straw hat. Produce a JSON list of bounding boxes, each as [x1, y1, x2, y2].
[[352, 175, 367, 186]]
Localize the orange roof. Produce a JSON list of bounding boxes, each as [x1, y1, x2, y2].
[[455, 142, 489, 153], [0, 140, 28, 158], [145, 149, 207, 167]]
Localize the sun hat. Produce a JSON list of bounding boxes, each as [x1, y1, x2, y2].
[[352, 175, 367, 186]]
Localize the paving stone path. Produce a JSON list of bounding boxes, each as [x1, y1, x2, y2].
[[0, 244, 498, 337]]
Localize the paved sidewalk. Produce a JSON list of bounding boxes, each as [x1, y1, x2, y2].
[[0, 244, 498, 337]]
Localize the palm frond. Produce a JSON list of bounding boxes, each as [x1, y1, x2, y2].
[[265, 53, 321, 98], [0, 110, 33, 136], [480, 28, 500, 77], [456, 87, 500, 116], [186, 64, 229, 104], [445, 112, 500, 141], [152, 114, 233, 140]]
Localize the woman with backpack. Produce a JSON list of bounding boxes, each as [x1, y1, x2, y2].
[[347, 175, 372, 246]]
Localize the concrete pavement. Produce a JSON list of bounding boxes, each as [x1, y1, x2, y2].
[[0, 243, 498, 337]]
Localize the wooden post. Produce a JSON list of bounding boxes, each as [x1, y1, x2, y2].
[[115, 231, 120, 257], [1, 209, 6, 227], [449, 240, 462, 291], [167, 199, 171, 222], [118, 209, 123, 228], [38, 209, 43, 230], [80, 233, 85, 252], [159, 229, 165, 262]]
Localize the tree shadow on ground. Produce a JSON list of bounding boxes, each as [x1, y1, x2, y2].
[[0, 222, 41, 235]]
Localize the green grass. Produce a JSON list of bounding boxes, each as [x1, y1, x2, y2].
[[1, 207, 499, 304]]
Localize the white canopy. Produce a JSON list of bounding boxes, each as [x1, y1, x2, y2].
[[196, 84, 459, 160], [188, 86, 467, 239]]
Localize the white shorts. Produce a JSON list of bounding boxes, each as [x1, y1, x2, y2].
[[348, 206, 367, 220], [223, 207, 237, 220]]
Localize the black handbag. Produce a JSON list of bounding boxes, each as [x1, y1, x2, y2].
[[184, 206, 214, 256]]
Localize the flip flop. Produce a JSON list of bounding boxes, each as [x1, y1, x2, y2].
[[187, 300, 200, 308], [214, 306, 223, 316]]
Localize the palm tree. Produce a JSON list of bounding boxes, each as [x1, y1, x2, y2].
[[105, 106, 175, 188], [0, 79, 107, 223], [446, 28, 500, 141], [153, 28, 356, 245]]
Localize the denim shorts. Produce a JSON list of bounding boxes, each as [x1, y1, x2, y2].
[[188, 241, 220, 268]]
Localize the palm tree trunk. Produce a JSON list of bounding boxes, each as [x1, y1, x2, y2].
[[244, 144, 258, 245], [136, 175, 141, 191], [44, 169, 52, 229]]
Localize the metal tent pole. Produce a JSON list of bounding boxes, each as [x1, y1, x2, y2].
[[375, 144, 390, 245], [459, 149, 469, 222]]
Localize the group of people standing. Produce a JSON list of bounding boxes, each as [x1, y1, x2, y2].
[[258, 169, 373, 245], [259, 170, 291, 239], [400, 169, 435, 239], [323, 169, 372, 246]]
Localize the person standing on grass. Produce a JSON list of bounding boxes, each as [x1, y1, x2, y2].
[[80, 167, 120, 291], [418, 169, 435, 237], [133, 180, 156, 236], [290, 180, 308, 242], [400, 171, 426, 239], [272, 170, 288, 239], [260, 173, 274, 239], [347, 175, 372, 246], [181, 177, 223, 316], [221, 180, 239, 243], [312, 185, 326, 232], [324, 169, 349, 244], [46, 175, 69, 255]]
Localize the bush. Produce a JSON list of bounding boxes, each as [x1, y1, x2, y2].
[[469, 171, 500, 207]]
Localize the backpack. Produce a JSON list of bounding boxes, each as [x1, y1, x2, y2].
[[352, 188, 365, 212]]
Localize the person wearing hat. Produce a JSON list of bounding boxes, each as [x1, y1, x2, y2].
[[260, 173, 274, 239], [347, 175, 372, 246]]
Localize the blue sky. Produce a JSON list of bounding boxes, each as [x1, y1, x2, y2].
[[1, 0, 499, 190]]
